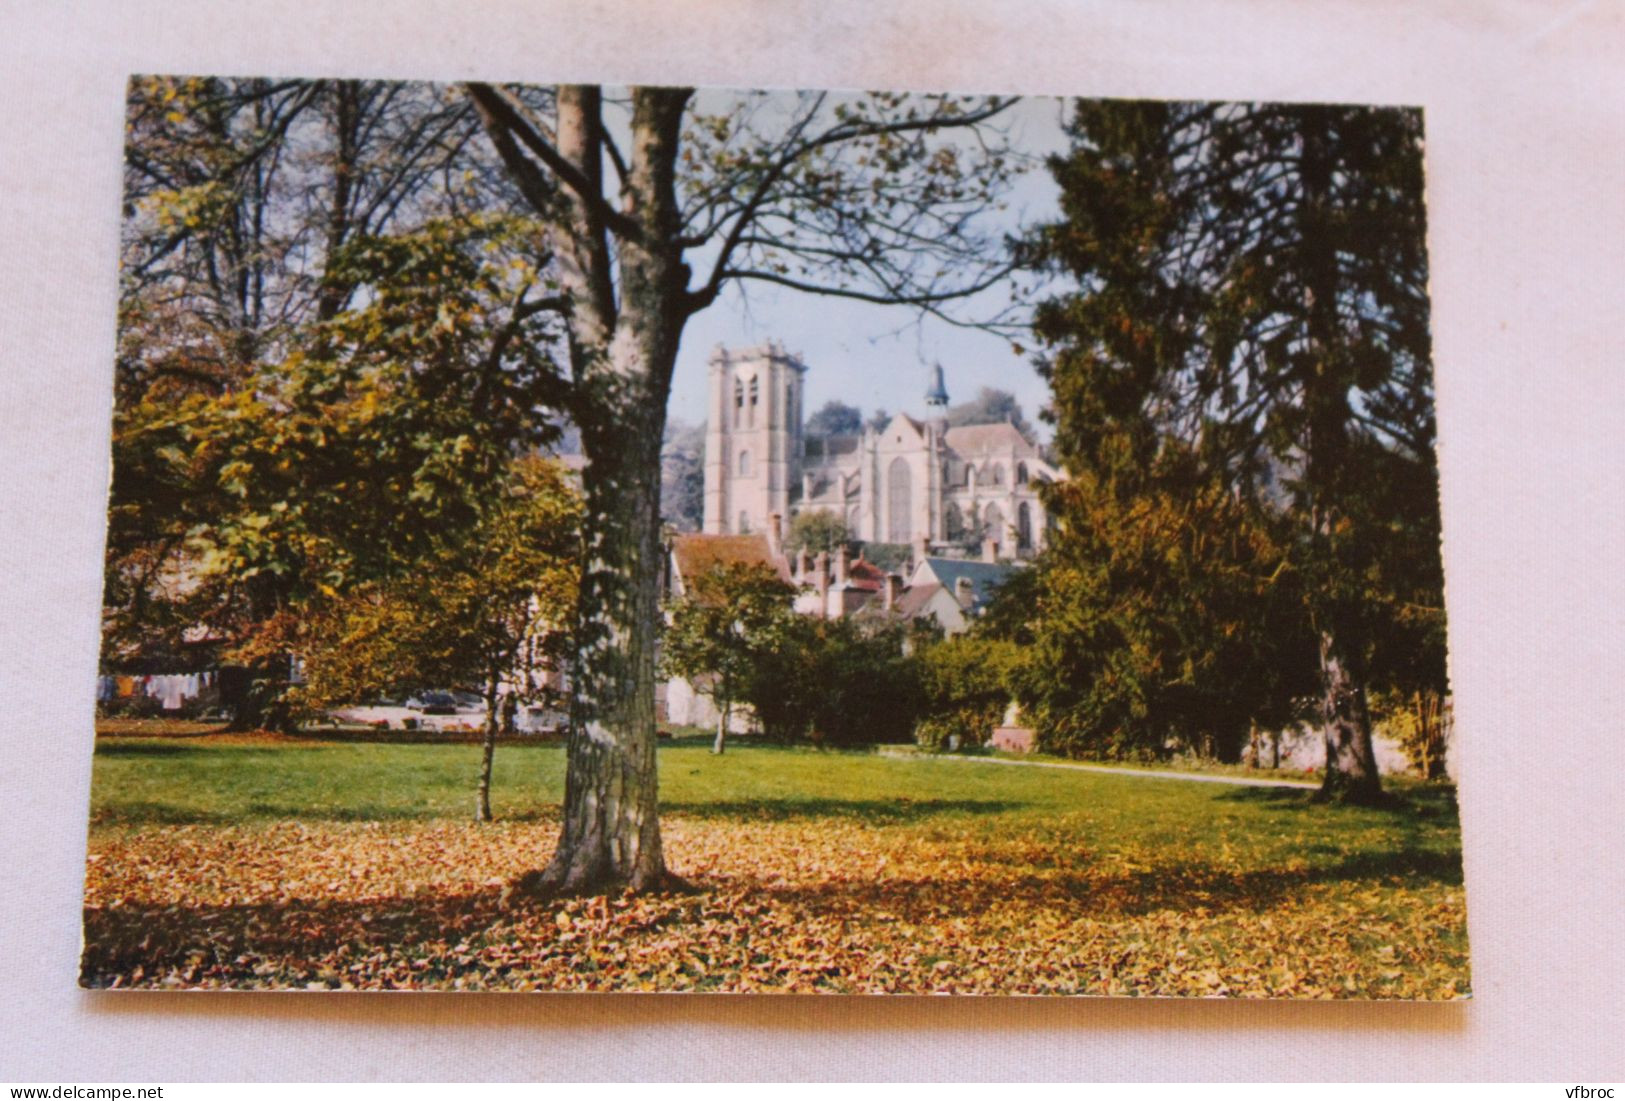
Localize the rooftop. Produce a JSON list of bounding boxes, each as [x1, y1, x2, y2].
[[671, 533, 790, 584], [943, 422, 1038, 458], [915, 556, 1020, 613]]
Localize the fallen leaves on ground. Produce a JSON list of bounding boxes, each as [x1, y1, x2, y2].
[[81, 814, 1469, 997]]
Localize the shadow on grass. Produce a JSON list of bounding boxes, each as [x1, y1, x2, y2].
[[662, 797, 1023, 824], [745, 844, 1464, 922], [89, 802, 236, 827], [92, 803, 563, 828], [80, 886, 513, 989], [1214, 783, 1461, 819], [78, 835, 1465, 990], [95, 741, 233, 758]]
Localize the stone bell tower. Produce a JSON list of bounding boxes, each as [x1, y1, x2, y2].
[[702, 342, 807, 535]]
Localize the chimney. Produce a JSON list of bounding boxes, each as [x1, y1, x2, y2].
[[982, 537, 999, 563], [884, 574, 898, 611], [955, 576, 975, 608], [767, 512, 783, 558], [834, 544, 850, 586], [815, 551, 830, 617], [796, 548, 810, 582]]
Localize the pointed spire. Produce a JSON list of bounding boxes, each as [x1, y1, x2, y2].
[[925, 361, 949, 409]]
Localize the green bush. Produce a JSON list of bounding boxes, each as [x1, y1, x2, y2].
[[914, 635, 1024, 751], [742, 617, 922, 746]]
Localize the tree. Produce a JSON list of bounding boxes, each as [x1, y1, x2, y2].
[[661, 562, 799, 754], [112, 212, 567, 727], [296, 457, 582, 819], [915, 634, 1024, 751], [468, 84, 1020, 889], [804, 399, 863, 438], [108, 77, 550, 726], [1027, 101, 1442, 800], [659, 419, 706, 531], [785, 510, 850, 555], [1013, 441, 1318, 762], [945, 386, 1034, 440], [742, 616, 922, 747]]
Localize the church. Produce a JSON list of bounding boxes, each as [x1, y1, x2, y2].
[[701, 342, 1059, 559]]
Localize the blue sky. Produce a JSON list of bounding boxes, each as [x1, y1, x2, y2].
[[664, 95, 1072, 442]]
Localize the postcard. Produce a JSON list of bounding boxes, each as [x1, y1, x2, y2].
[[84, 76, 1466, 996]]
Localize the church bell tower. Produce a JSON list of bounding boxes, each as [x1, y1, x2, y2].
[[702, 343, 807, 535]]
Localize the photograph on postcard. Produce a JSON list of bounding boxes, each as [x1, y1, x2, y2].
[[83, 77, 1465, 996]]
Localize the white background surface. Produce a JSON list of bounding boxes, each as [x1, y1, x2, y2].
[[2, 0, 1623, 1082]]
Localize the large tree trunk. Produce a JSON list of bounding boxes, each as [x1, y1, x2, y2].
[[1316, 632, 1383, 803], [542, 378, 670, 891], [714, 698, 728, 755], [523, 85, 692, 895], [1299, 107, 1383, 805], [225, 655, 296, 733]]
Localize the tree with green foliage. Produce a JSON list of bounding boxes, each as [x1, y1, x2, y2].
[[297, 457, 582, 820], [469, 84, 1020, 888], [1012, 445, 1318, 761], [114, 77, 1021, 891], [801, 619, 923, 747], [785, 510, 850, 555], [804, 399, 863, 438], [915, 634, 1025, 751], [108, 76, 559, 727], [661, 562, 800, 754], [1025, 100, 1443, 799], [115, 214, 566, 728]]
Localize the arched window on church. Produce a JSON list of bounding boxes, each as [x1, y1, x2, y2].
[[886, 456, 912, 542], [748, 376, 759, 428], [733, 378, 744, 428], [738, 449, 752, 477], [983, 502, 1005, 546], [989, 462, 1004, 486], [1017, 501, 1033, 550], [944, 501, 965, 543], [1016, 461, 1029, 486]]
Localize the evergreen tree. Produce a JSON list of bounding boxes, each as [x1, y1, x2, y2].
[[1026, 101, 1444, 800]]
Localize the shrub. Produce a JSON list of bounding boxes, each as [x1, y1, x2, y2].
[[742, 617, 923, 746], [915, 635, 1024, 751]]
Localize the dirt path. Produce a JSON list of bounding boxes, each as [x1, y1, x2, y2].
[[907, 752, 1321, 790]]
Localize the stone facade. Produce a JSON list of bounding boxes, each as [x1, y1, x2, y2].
[[702, 343, 1060, 559]]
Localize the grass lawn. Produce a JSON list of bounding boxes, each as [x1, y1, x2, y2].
[[81, 732, 1469, 997]]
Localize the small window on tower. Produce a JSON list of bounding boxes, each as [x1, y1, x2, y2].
[[733, 378, 744, 427], [748, 376, 759, 428], [738, 450, 752, 477], [738, 511, 751, 534]]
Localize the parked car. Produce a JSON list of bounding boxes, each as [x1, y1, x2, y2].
[[403, 690, 460, 715], [327, 703, 424, 730], [517, 706, 568, 736]]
